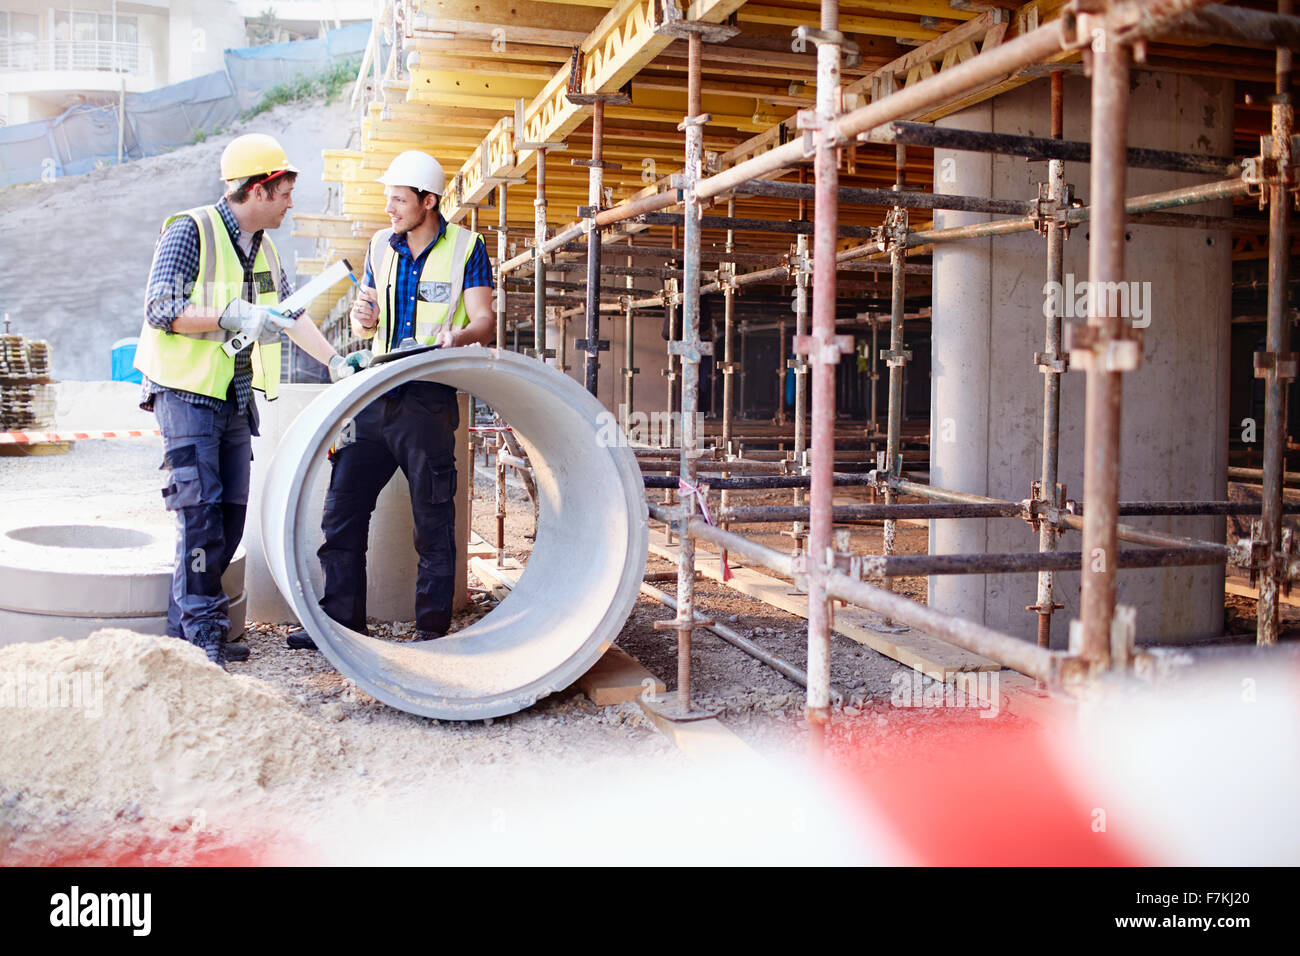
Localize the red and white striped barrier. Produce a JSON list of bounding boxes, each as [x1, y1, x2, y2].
[[0, 428, 160, 445]]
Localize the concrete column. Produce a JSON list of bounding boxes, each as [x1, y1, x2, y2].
[[930, 98, 994, 630], [930, 72, 1231, 646]]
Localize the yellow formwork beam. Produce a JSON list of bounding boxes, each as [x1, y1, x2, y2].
[[738, 5, 951, 42], [443, 0, 748, 222], [407, 69, 548, 107]]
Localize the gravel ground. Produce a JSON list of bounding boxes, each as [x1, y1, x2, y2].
[[10, 418, 1283, 862]]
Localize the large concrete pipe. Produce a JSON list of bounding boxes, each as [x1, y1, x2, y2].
[[261, 347, 648, 720]]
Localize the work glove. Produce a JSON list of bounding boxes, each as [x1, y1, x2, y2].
[[328, 350, 374, 382], [219, 298, 295, 345], [327, 354, 355, 382], [345, 349, 373, 371]]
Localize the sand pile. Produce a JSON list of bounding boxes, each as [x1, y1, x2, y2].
[[0, 629, 343, 846]]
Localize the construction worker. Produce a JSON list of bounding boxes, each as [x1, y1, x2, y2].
[[311, 149, 495, 645], [136, 132, 353, 668]]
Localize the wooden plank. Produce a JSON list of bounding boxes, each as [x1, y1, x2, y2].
[[469, 555, 523, 600], [997, 671, 1072, 726], [467, 530, 498, 559], [0, 440, 73, 457], [637, 700, 762, 762], [577, 644, 666, 705], [648, 527, 1001, 683], [833, 604, 999, 682], [1226, 579, 1300, 609]]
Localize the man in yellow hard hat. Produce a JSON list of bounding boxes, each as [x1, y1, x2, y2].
[[309, 150, 495, 646], [135, 132, 351, 668]]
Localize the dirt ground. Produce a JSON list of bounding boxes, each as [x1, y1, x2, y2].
[[4, 410, 1291, 864]]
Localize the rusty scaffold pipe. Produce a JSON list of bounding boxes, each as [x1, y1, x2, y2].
[[1033, 69, 1069, 649], [1076, 13, 1133, 669], [1258, 0, 1295, 645]]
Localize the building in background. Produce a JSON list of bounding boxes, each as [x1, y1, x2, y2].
[[237, 1, 372, 45], [0, 0, 369, 126]]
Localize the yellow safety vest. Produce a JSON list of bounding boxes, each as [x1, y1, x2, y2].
[[369, 221, 478, 356], [134, 204, 283, 401]]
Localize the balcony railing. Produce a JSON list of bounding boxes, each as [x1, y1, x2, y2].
[[0, 40, 153, 76]]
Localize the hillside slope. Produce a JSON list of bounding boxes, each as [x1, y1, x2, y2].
[[0, 96, 351, 380]]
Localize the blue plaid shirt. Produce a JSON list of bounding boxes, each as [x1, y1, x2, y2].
[[139, 197, 299, 415], [364, 215, 493, 352]]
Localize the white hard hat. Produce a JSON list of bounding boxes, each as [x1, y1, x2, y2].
[[377, 150, 446, 195]]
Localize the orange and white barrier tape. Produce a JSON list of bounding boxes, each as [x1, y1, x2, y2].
[[0, 428, 160, 444]]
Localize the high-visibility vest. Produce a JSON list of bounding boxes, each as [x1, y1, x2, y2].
[[368, 222, 478, 356], [134, 204, 283, 401]]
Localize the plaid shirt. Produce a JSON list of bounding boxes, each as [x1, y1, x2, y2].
[[364, 215, 493, 352], [139, 197, 299, 414]]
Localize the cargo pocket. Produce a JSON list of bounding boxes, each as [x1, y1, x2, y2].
[[160, 444, 204, 511], [425, 465, 457, 504]]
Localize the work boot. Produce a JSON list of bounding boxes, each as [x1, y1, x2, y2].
[[221, 640, 250, 663], [413, 629, 445, 642], [285, 628, 317, 651], [192, 626, 226, 670]]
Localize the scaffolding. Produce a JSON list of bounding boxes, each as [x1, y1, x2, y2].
[[303, 0, 1300, 740]]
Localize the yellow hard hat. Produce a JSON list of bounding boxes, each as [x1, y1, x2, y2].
[[220, 133, 299, 182]]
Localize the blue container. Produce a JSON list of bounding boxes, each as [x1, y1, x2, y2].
[[111, 337, 143, 384]]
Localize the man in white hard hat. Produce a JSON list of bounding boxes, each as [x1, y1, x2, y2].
[[310, 149, 495, 645], [135, 132, 351, 668]]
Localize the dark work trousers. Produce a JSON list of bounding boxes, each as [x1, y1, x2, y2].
[[317, 381, 459, 635], [154, 389, 256, 642]]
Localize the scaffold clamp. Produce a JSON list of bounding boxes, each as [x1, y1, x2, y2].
[[793, 333, 853, 366], [668, 340, 714, 363], [1034, 349, 1069, 374], [880, 347, 911, 368], [1032, 181, 1079, 236], [1066, 324, 1143, 372], [791, 26, 861, 67], [1254, 350, 1298, 382]]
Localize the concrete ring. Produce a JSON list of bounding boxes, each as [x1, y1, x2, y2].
[[261, 346, 648, 720]]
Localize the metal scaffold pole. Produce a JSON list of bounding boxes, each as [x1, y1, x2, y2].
[[1077, 19, 1134, 668], [792, 228, 810, 554], [495, 183, 508, 349], [1032, 69, 1069, 649], [622, 237, 636, 433], [720, 197, 737, 572], [1258, 0, 1294, 646], [652, 26, 717, 719], [882, 145, 908, 604], [533, 149, 549, 363], [799, 0, 848, 744], [575, 99, 615, 396]]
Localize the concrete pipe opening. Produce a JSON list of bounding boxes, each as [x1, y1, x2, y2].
[[6, 525, 153, 549], [261, 347, 648, 720]]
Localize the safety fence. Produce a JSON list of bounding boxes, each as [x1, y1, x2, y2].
[[0, 22, 369, 187]]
